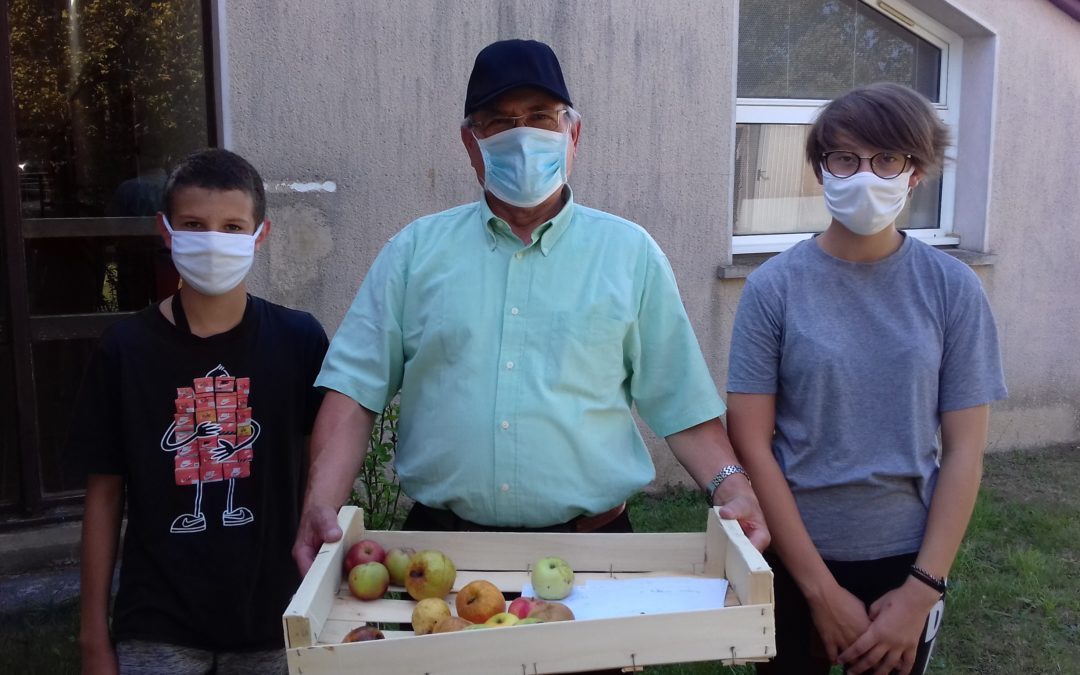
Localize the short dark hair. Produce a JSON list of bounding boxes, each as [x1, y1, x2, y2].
[[163, 148, 266, 223], [805, 83, 950, 180]]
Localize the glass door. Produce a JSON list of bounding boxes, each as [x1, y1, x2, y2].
[[3, 0, 217, 517]]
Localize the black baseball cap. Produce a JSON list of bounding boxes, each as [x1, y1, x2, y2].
[[463, 39, 573, 118]]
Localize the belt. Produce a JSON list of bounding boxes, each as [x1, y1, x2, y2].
[[406, 501, 627, 533], [572, 502, 626, 533]]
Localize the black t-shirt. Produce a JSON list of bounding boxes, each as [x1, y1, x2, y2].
[[72, 295, 328, 651]]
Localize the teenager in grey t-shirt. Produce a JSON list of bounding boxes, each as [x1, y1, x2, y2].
[[726, 83, 1007, 675]]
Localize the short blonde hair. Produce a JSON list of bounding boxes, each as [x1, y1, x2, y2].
[[805, 83, 949, 179]]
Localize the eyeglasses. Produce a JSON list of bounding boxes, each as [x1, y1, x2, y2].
[[467, 109, 569, 138], [821, 151, 912, 179]]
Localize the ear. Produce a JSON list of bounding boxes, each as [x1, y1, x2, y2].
[[568, 118, 582, 157], [156, 212, 172, 249], [255, 221, 272, 251], [461, 126, 485, 186], [908, 168, 924, 190]]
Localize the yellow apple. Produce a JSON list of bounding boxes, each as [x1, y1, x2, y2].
[[411, 597, 452, 635]]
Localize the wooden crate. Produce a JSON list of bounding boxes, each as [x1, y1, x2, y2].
[[283, 505, 774, 674]]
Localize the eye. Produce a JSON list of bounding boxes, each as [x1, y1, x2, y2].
[[877, 153, 902, 166], [224, 223, 245, 233], [180, 221, 204, 230]]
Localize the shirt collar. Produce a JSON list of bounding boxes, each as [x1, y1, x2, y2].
[[480, 187, 576, 256]]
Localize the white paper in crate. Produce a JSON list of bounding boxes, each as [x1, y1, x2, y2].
[[521, 577, 729, 620]]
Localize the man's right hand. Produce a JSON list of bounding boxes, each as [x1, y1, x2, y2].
[[292, 504, 344, 576]]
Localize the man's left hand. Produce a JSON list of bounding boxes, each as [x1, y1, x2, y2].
[[713, 479, 770, 551]]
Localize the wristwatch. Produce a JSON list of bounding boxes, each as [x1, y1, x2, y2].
[[909, 564, 948, 595], [705, 464, 750, 503]]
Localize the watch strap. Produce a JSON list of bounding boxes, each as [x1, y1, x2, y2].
[[909, 564, 948, 594], [705, 464, 749, 503]]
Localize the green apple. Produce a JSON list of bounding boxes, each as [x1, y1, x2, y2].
[[347, 561, 390, 601], [531, 556, 574, 600], [384, 546, 416, 586], [484, 612, 520, 627]]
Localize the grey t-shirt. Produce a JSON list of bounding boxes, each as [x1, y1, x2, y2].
[[727, 235, 1007, 561]]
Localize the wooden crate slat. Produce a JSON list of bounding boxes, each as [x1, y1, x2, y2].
[[287, 604, 774, 674], [716, 513, 774, 606], [365, 530, 705, 571]]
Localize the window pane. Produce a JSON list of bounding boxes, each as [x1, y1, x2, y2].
[[734, 124, 940, 235], [738, 0, 941, 101], [33, 338, 99, 495], [12, 0, 209, 219]]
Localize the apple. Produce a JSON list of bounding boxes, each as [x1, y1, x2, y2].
[[384, 546, 416, 586], [507, 595, 542, 620], [405, 550, 457, 600], [342, 625, 385, 642], [484, 612, 520, 627], [347, 561, 390, 601], [515, 617, 544, 626], [344, 539, 386, 574], [432, 616, 473, 634], [527, 601, 575, 622], [455, 580, 506, 624], [464, 623, 490, 630], [411, 597, 452, 636], [531, 556, 574, 600]]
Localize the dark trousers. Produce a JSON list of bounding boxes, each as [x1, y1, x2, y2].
[[757, 552, 944, 675], [402, 502, 633, 675]]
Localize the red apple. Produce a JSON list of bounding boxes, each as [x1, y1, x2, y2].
[[455, 580, 506, 624], [348, 561, 390, 601], [507, 595, 542, 620], [383, 546, 416, 586], [404, 550, 457, 601], [344, 539, 386, 574]]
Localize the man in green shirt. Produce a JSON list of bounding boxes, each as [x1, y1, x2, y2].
[[294, 39, 768, 573]]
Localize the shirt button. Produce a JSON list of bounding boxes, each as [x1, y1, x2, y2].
[[500, 421, 509, 430], [506, 361, 514, 369], [510, 307, 519, 316], [514, 252, 523, 260], [500, 483, 510, 492]]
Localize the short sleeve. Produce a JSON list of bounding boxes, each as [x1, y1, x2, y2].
[[68, 332, 126, 475], [315, 237, 407, 413], [938, 272, 1008, 411], [301, 316, 330, 433], [726, 275, 783, 395], [630, 245, 725, 437]]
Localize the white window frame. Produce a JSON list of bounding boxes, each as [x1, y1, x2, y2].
[[733, 0, 964, 255]]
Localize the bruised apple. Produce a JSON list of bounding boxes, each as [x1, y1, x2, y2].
[[405, 550, 456, 600], [343, 622, 386, 639], [411, 597, 452, 636], [527, 601, 575, 622], [455, 580, 505, 624]]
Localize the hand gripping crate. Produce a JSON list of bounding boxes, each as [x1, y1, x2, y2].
[[283, 505, 774, 674]]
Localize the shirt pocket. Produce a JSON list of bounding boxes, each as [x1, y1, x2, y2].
[[546, 312, 629, 392]]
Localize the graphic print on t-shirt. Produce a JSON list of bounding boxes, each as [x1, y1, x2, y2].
[[160, 364, 261, 533]]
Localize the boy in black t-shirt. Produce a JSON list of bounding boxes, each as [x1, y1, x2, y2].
[[76, 149, 328, 674]]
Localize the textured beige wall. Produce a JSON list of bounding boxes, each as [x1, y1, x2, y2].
[[230, 0, 1080, 491]]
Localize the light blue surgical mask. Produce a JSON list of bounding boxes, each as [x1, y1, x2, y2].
[[476, 127, 569, 207]]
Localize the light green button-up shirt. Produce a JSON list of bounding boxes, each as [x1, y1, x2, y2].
[[317, 191, 724, 527]]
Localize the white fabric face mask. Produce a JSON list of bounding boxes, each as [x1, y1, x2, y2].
[[477, 126, 569, 207], [822, 166, 914, 236], [163, 215, 263, 296]]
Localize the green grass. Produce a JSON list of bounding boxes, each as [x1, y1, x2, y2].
[[2, 446, 1077, 674]]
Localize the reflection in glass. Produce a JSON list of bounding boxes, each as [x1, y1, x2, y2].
[[734, 124, 941, 235], [11, 0, 209, 219], [738, 0, 941, 101]]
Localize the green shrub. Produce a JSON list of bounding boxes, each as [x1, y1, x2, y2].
[[347, 401, 405, 530]]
